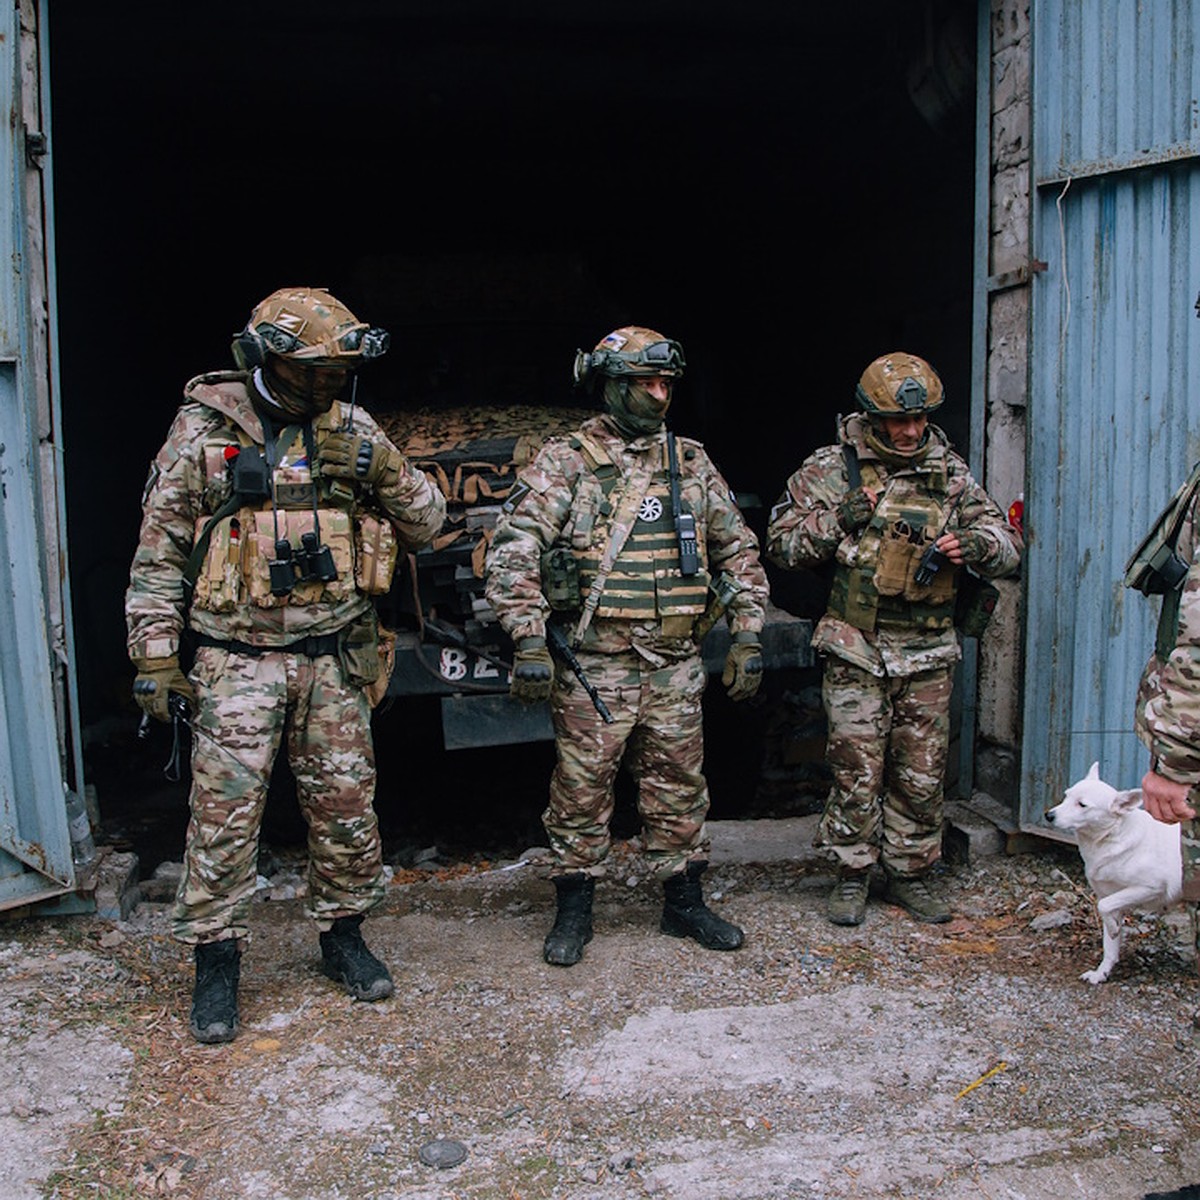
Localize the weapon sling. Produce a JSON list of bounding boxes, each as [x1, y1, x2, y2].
[[571, 452, 658, 646]]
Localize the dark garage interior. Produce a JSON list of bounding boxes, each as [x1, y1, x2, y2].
[[46, 2, 978, 860]]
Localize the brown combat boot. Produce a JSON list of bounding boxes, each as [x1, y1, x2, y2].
[[827, 868, 870, 926], [884, 870, 951, 924]]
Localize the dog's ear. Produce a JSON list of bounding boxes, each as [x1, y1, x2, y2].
[[1113, 788, 1143, 813], [1087, 761, 1101, 780]]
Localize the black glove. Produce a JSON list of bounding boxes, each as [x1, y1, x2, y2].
[[319, 431, 404, 487], [836, 487, 876, 533], [510, 637, 554, 704]]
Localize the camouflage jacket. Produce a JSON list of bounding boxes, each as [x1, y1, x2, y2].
[[484, 414, 767, 659], [765, 413, 1022, 676], [1135, 480, 1200, 784], [126, 371, 445, 661]]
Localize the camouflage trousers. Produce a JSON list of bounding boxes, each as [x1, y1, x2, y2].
[[1182, 818, 1200, 958], [545, 647, 711, 879], [172, 644, 385, 944], [819, 656, 954, 875]]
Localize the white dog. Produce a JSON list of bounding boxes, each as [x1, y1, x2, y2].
[[1044, 761, 1182, 984]]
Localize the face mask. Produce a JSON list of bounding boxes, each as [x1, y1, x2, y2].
[[603, 378, 671, 437], [263, 357, 351, 420]]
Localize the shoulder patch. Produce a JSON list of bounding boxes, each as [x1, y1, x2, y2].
[[501, 480, 532, 514]]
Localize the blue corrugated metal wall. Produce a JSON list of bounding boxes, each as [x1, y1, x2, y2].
[[0, 2, 74, 905], [1022, 0, 1200, 825]]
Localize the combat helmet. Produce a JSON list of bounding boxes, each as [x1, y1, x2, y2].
[[856, 352, 943, 416], [573, 326, 685, 438], [572, 326, 685, 393], [231, 287, 389, 371]]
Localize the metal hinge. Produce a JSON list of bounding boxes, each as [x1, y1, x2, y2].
[[24, 127, 47, 167], [986, 260, 1047, 294]]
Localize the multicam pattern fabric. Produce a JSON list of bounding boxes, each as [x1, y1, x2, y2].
[[173, 646, 385, 943], [545, 649, 710, 878], [766, 413, 1021, 873], [765, 413, 1022, 677], [485, 414, 767, 654], [127, 373, 445, 660], [127, 371, 445, 944], [1134, 481, 1200, 909], [485, 413, 768, 875], [820, 658, 954, 873]]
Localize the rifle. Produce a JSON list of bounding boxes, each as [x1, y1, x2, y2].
[[692, 571, 741, 643], [667, 431, 699, 576], [546, 624, 614, 724]]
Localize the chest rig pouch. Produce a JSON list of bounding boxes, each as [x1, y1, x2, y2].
[[1125, 460, 1200, 660], [190, 418, 366, 613], [560, 433, 709, 632], [831, 458, 957, 631]]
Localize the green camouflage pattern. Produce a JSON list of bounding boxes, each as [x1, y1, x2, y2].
[[484, 412, 767, 877], [544, 647, 710, 878], [1133, 481, 1200, 911], [127, 371, 444, 946], [819, 658, 955, 873], [765, 413, 1022, 676], [767, 413, 1020, 878], [172, 646, 385, 943]]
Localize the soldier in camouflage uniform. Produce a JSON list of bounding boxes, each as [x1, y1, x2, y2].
[[126, 288, 445, 1043], [766, 353, 1021, 926], [484, 326, 768, 966], [1130, 290, 1200, 978]]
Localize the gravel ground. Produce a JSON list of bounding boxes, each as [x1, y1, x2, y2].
[[3, 822, 1200, 1200]]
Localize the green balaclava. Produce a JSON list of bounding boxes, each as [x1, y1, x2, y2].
[[603, 377, 672, 438]]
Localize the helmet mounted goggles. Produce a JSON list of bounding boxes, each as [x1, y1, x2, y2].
[[572, 333, 686, 391]]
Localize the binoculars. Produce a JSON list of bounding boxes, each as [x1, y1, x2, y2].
[[269, 532, 338, 596]]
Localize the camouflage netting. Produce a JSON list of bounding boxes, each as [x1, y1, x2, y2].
[[377, 404, 593, 622]]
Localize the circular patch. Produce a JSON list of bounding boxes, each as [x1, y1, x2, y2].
[[418, 1139, 468, 1169], [638, 495, 663, 522]]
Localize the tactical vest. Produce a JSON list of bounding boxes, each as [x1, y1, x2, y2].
[[566, 432, 710, 624], [827, 457, 958, 632], [188, 399, 398, 614], [1125, 460, 1200, 661]]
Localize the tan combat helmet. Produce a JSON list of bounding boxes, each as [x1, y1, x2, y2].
[[572, 326, 686, 393], [856, 351, 944, 416], [231, 287, 389, 370]]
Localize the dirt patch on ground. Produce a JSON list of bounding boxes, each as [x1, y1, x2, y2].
[[5, 825, 1200, 1200]]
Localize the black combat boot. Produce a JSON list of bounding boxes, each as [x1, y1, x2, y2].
[[319, 915, 395, 1001], [661, 861, 744, 951], [543, 873, 595, 966], [190, 939, 240, 1044]]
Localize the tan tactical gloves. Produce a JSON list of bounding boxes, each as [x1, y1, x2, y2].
[[319, 432, 405, 489], [510, 636, 554, 704], [132, 656, 196, 722], [722, 633, 763, 702]]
